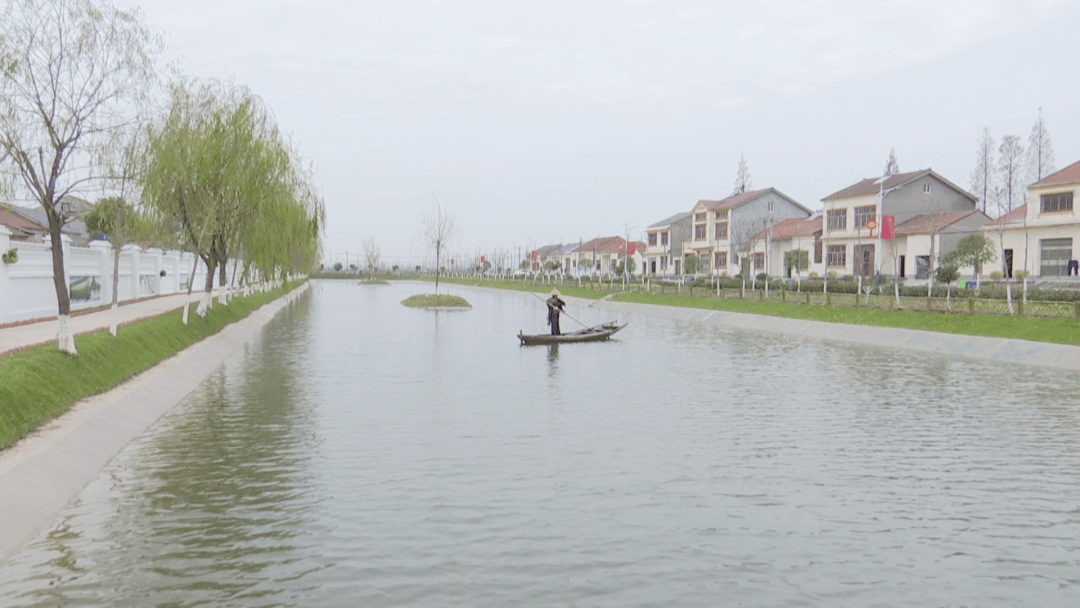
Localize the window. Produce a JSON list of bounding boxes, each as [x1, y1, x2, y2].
[[660, 256, 667, 270], [695, 212, 707, 222], [923, 183, 932, 194], [714, 222, 728, 239], [716, 209, 728, 220], [854, 205, 876, 228], [715, 251, 727, 268], [754, 253, 764, 270], [648, 233, 657, 246], [767, 200, 774, 211], [694, 224, 706, 240], [826, 245, 846, 267], [827, 209, 847, 230], [660, 231, 668, 246], [1040, 192, 1074, 213]]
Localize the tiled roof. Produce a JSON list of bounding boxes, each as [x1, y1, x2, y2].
[[574, 236, 625, 255], [648, 211, 691, 229], [893, 210, 979, 235], [695, 187, 811, 215], [822, 169, 975, 202], [983, 204, 1027, 228], [533, 244, 563, 257], [757, 216, 821, 240], [1030, 159, 1080, 188], [0, 205, 49, 238]]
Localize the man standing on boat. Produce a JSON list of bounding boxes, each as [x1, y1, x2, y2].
[[546, 289, 566, 335]]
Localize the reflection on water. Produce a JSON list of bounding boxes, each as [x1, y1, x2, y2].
[[2, 280, 1080, 607]]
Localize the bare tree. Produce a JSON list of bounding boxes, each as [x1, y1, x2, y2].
[[883, 148, 900, 177], [997, 135, 1025, 216], [1025, 107, 1056, 186], [0, 0, 162, 354], [363, 237, 381, 278], [733, 154, 752, 194], [422, 195, 456, 294], [969, 127, 996, 214]]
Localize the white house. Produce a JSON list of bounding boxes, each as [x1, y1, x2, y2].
[[981, 159, 1080, 279]]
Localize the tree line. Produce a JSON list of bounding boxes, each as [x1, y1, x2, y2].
[[0, 0, 325, 354]]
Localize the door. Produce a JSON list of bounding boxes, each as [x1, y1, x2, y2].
[[853, 244, 875, 276], [1003, 249, 1013, 278], [1039, 238, 1072, 277], [915, 256, 930, 279]]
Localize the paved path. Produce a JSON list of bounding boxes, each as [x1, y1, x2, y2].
[[0, 284, 308, 565], [0, 293, 201, 356]]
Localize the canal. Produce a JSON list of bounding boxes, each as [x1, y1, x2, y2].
[[1, 280, 1079, 606]]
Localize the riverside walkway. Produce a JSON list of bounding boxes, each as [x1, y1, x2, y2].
[[0, 293, 201, 356]]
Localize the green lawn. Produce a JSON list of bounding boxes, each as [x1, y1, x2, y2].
[[0, 282, 299, 451], [433, 277, 1080, 347], [401, 294, 472, 308]]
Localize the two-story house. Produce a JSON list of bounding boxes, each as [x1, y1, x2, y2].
[[571, 236, 643, 278], [752, 214, 825, 279], [644, 212, 691, 277], [820, 169, 979, 278], [685, 188, 811, 276], [981, 159, 1080, 279]]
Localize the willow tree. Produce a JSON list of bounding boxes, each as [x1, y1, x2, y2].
[[84, 196, 157, 335], [0, 0, 162, 354], [143, 77, 322, 318]]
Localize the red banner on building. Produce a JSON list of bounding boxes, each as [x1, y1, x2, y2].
[[627, 242, 636, 255], [881, 215, 895, 240]]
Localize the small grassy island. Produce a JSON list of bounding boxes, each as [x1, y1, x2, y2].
[[358, 279, 391, 285], [401, 294, 472, 309]]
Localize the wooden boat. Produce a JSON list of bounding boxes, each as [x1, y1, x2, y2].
[[518, 322, 626, 346]]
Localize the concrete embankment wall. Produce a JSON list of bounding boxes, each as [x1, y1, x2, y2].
[[0, 283, 310, 565], [585, 297, 1080, 372]]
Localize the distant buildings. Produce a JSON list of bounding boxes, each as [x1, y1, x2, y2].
[[530, 159, 1079, 282]]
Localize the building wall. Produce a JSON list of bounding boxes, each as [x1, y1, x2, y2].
[[884, 174, 975, 224]]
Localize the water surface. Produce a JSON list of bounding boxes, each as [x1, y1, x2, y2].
[[2, 280, 1079, 607]]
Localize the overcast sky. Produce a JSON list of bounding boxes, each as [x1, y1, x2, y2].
[[135, 0, 1078, 265]]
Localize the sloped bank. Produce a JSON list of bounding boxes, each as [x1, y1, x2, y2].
[[587, 297, 1080, 372], [0, 283, 309, 565]]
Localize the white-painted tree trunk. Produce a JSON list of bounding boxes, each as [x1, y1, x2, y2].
[[109, 302, 119, 336], [196, 291, 211, 317], [57, 314, 77, 355], [182, 300, 190, 325]]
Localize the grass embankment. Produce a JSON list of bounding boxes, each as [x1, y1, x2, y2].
[[434, 277, 1080, 347], [401, 294, 472, 308], [0, 282, 300, 451]]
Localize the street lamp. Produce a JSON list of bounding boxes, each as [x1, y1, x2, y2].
[[872, 175, 902, 280]]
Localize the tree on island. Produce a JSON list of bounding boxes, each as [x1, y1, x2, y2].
[[422, 195, 456, 295], [364, 237, 381, 278], [0, 0, 163, 354]]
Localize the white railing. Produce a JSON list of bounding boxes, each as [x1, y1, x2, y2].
[[0, 226, 228, 325]]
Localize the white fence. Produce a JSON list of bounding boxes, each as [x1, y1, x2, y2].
[[0, 226, 229, 325]]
